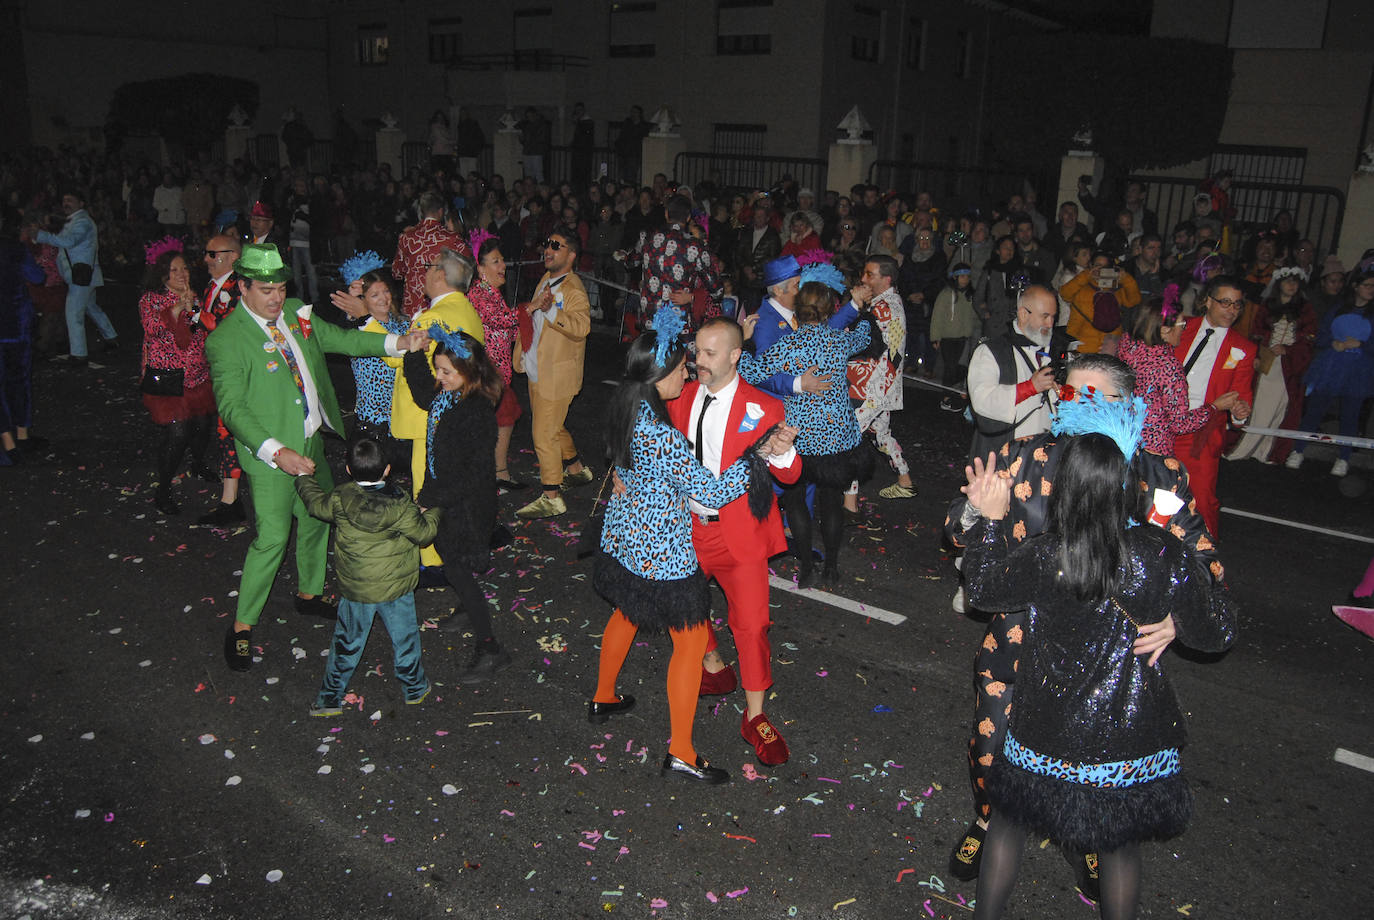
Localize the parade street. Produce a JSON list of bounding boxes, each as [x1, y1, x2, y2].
[[2, 295, 1370, 920]]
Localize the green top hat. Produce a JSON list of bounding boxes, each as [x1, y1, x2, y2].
[[234, 243, 293, 283]]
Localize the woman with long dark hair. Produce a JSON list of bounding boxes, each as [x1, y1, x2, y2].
[[331, 254, 408, 465], [962, 419, 1234, 920], [1118, 289, 1215, 457], [589, 306, 795, 785], [403, 327, 510, 682], [139, 243, 217, 515]]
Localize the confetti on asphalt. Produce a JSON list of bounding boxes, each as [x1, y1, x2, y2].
[[195, 874, 212, 885], [265, 869, 283, 883]]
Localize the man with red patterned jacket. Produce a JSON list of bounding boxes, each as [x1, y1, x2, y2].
[[196, 232, 246, 525], [669, 317, 801, 766], [391, 191, 467, 318], [627, 195, 722, 332]]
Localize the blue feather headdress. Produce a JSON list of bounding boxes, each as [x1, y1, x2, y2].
[[340, 250, 387, 285], [649, 301, 685, 368], [799, 261, 847, 295], [428, 323, 472, 360], [1051, 390, 1148, 460]]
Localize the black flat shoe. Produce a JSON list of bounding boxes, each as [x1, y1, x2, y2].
[[197, 500, 245, 526], [224, 626, 252, 672], [795, 567, 816, 590], [661, 752, 730, 784], [458, 640, 512, 684], [294, 594, 338, 619], [496, 478, 529, 492], [820, 564, 840, 588], [192, 462, 219, 482], [587, 694, 636, 724], [489, 525, 513, 551], [947, 820, 986, 881]]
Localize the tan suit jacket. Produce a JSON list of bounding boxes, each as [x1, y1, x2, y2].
[[515, 272, 589, 400]]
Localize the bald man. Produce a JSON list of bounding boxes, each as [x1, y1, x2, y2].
[[964, 285, 1059, 461], [197, 233, 247, 526]]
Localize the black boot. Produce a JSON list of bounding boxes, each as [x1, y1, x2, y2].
[[459, 638, 512, 684], [154, 422, 190, 516]]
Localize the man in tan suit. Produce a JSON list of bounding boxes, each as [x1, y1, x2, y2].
[[515, 228, 593, 519]]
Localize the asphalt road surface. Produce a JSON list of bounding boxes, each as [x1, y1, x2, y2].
[[3, 292, 1370, 919]]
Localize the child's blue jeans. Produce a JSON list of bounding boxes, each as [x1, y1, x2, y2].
[[316, 593, 427, 706]]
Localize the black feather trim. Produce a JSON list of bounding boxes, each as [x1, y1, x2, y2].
[[987, 761, 1193, 853], [745, 423, 782, 522], [591, 552, 711, 634]]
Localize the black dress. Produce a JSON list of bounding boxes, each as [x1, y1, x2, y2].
[[963, 518, 1235, 852]]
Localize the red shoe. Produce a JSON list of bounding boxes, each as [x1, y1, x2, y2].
[[699, 664, 738, 697], [741, 712, 790, 766]]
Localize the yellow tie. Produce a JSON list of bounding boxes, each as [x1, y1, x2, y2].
[[787, 315, 798, 331]]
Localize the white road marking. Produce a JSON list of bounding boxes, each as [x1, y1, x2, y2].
[[1334, 748, 1374, 774], [768, 576, 907, 625], [1221, 508, 1374, 544]]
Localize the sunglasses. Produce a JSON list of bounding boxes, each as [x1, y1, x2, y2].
[[1056, 383, 1122, 403], [205, 249, 235, 256], [541, 238, 564, 251]]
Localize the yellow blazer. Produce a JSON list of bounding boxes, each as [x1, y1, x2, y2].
[[513, 272, 590, 401], [388, 290, 485, 440]]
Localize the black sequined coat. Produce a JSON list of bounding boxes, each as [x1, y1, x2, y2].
[[963, 519, 1235, 766]]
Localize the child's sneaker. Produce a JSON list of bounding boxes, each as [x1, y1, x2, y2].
[[309, 700, 343, 717], [406, 681, 432, 706]]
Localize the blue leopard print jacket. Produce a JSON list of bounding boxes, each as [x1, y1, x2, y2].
[[738, 321, 871, 457], [601, 401, 751, 581]]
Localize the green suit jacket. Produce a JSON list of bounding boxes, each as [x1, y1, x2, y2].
[[207, 298, 393, 466]]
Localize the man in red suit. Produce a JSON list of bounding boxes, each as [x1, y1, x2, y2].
[[667, 317, 802, 766], [1173, 274, 1255, 537]]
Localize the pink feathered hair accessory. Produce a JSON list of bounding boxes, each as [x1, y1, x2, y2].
[[468, 228, 496, 255], [144, 236, 184, 265], [1161, 283, 1183, 324], [795, 247, 832, 267]]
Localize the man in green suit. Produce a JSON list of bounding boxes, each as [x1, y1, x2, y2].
[[207, 244, 429, 671]]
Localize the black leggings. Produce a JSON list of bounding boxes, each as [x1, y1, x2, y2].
[[445, 565, 494, 642], [780, 481, 844, 572], [974, 812, 1141, 920], [156, 415, 214, 489]]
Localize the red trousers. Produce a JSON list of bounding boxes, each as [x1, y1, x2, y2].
[[693, 518, 773, 691], [1174, 432, 1221, 538]]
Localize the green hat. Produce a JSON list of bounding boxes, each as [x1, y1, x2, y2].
[[233, 243, 293, 283]]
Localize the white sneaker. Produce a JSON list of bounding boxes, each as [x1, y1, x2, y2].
[[1332, 459, 1349, 477], [1285, 452, 1304, 470], [952, 585, 966, 613]]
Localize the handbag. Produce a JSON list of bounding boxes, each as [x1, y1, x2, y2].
[[140, 366, 185, 396], [70, 262, 94, 286]]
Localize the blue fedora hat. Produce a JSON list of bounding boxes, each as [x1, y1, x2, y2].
[[762, 255, 802, 289]]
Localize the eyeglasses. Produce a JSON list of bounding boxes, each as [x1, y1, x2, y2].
[[1056, 383, 1122, 403], [1209, 296, 1244, 308], [541, 238, 564, 251]]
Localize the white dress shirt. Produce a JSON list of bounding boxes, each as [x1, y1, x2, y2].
[[246, 307, 403, 467], [686, 373, 797, 517], [1183, 318, 1226, 410], [525, 273, 568, 383]]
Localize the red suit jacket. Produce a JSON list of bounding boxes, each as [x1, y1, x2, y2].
[[1174, 317, 1256, 454], [668, 378, 801, 560]]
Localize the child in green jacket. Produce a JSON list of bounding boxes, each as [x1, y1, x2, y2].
[[295, 435, 441, 715]]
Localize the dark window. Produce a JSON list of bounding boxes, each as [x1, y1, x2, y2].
[[955, 29, 972, 78], [905, 17, 926, 70], [712, 123, 767, 157], [429, 17, 463, 64], [514, 7, 554, 53], [609, 1, 657, 58], [356, 23, 389, 66], [717, 0, 772, 56], [851, 4, 881, 62]]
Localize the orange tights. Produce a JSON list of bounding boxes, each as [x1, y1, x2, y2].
[[594, 609, 709, 764]]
